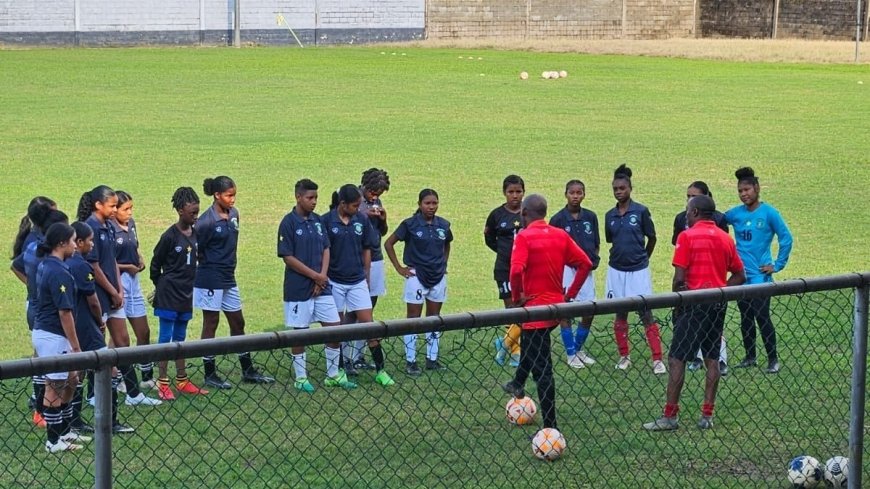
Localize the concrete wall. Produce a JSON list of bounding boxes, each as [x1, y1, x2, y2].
[[0, 0, 425, 46], [700, 0, 865, 40]]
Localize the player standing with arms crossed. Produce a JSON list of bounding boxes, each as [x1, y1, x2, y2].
[[485, 175, 525, 368], [726, 167, 793, 374]]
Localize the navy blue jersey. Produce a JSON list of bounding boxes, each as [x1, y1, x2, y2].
[[358, 194, 386, 262], [671, 210, 728, 246], [112, 217, 141, 266], [277, 209, 331, 302], [483, 205, 522, 281], [23, 239, 42, 305], [67, 253, 105, 351], [85, 215, 119, 313], [151, 224, 198, 313], [321, 209, 377, 285], [604, 201, 656, 272], [194, 205, 239, 289], [34, 256, 76, 337], [11, 229, 40, 275], [549, 207, 601, 270], [394, 214, 453, 288]]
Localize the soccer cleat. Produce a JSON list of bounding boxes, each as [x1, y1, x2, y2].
[[687, 359, 703, 371], [112, 422, 135, 434], [501, 380, 525, 399], [719, 361, 729, 377], [405, 361, 422, 376], [343, 362, 359, 377], [157, 384, 176, 401], [508, 354, 520, 368], [324, 371, 357, 389], [734, 357, 757, 369], [32, 411, 46, 429], [124, 393, 163, 407], [70, 422, 94, 434], [176, 380, 208, 395], [567, 354, 585, 369], [642, 416, 679, 431], [139, 379, 157, 390], [116, 379, 126, 394], [242, 368, 276, 384], [615, 356, 632, 370], [45, 440, 83, 453], [87, 397, 95, 408], [575, 350, 596, 365], [764, 360, 781, 374], [425, 359, 446, 371], [203, 374, 232, 390], [61, 431, 92, 443], [294, 378, 315, 393], [353, 357, 376, 371], [653, 360, 667, 375], [697, 416, 714, 430], [494, 338, 507, 366], [374, 371, 396, 386]]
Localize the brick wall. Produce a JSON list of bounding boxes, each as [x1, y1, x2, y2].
[[700, 0, 866, 40]]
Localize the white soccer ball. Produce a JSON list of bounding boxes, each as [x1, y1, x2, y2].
[[823, 456, 848, 487], [519, 71, 529, 80], [531, 428, 566, 461], [559, 70, 568, 78], [505, 396, 537, 425], [788, 455, 823, 488]]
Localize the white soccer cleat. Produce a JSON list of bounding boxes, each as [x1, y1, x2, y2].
[[653, 360, 667, 375], [45, 440, 83, 453], [615, 356, 632, 370], [567, 354, 585, 369], [576, 350, 596, 366], [140, 379, 157, 390], [125, 393, 163, 406], [61, 431, 92, 443]]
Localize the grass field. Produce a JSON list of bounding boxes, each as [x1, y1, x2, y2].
[[0, 46, 867, 488]]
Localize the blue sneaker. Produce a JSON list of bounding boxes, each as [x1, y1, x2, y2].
[[494, 338, 507, 366], [509, 354, 520, 368]]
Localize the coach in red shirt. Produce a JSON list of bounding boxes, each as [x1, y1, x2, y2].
[[502, 194, 593, 429], [644, 195, 745, 432]]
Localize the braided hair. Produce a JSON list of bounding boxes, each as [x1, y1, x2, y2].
[[171, 187, 200, 210], [360, 168, 391, 194]]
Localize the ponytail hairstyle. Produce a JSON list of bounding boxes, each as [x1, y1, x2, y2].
[[415, 188, 439, 214], [115, 190, 132, 206], [203, 176, 235, 198], [613, 164, 633, 188], [36, 222, 75, 258], [688, 181, 713, 198], [360, 168, 391, 194], [565, 179, 585, 194], [735, 167, 759, 186], [12, 196, 56, 258], [77, 185, 116, 222], [171, 186, 200, 210], [71, 221, 94, 242], [502, 174, 525, 193], [330, 184, 362, 211]]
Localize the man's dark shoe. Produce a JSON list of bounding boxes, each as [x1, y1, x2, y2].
[[501, 381, 525, 399], [734, 358, 757, 369]]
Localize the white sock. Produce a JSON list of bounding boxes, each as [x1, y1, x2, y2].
[[720, 336, 728, 364], [325, 347, 340, 378], [426, 332, 439, 361], [293, 353, 307, 380], [404, 334, 417, 362]]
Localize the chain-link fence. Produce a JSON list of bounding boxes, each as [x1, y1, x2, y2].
[[0, 274, 867, 488]]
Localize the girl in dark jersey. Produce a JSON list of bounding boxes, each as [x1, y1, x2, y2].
[[151, 187, 209, 400], [195, 176, 273, 389], [484, 175, 524, 367], [78, 186, 160, 406], [385, 189, 453, 376], [112, 191, 154, 388]]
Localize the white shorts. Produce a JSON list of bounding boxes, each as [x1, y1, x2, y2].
[[32, 329, 72, 380], [563, 267, 596, 302], [605, 266, 652, 299], [331, 280, 373, 313], [121, 273, 147, 318], [284, 295, 340, 328], [368, 260, 387, 297], [403, 274, 447, 305], [194, 286, 242, 312], [108, 307, 126, 320]]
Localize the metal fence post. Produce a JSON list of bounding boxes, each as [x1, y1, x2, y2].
[[94, 366, 113, 489], [849, 284, 868, 489]]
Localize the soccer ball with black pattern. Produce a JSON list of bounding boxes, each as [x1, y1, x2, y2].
[[787, 455, 822, 488], [823, 456, 848, 488]]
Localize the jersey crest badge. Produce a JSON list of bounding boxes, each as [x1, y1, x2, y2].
[[629, 215, 638, 226], [230, 217, 239, 231], [354, 223, 364, 235], [436, 228, 447, 240], [584, 222, 593, 234]]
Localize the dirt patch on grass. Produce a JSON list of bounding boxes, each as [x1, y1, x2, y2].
[[405, 38, 869, 64]]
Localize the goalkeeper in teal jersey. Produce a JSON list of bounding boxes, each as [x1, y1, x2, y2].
[[725, 167, 793, 374]]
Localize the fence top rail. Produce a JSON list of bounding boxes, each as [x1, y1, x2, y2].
[[1, 272, 867, 380]]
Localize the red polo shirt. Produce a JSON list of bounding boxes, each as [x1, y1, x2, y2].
[[672, 220, 743, 290], [510, 220, 593, 329]]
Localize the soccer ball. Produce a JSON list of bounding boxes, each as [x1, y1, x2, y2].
[[787, 455, 822, 488], [531, 428, 566, 461], [823, 456, 848, 487], [505, 396, 537, 425]]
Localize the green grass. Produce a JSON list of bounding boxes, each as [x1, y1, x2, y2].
[[0, 47, 867, 488]]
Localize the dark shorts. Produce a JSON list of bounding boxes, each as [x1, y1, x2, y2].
[[669, 302, 726, 362], [496, 280, 512, 301]]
